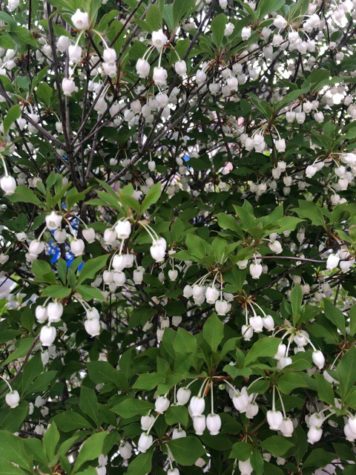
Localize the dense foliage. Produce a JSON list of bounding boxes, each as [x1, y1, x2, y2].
[[0, 0, 355, 474]]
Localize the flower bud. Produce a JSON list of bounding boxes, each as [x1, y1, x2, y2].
[[0, 175, 16, 195], [238, 459, 253, 475], [56, 35, 70, 52], [103, 228, 117, 244], [176, 387, 191, 405], [232, 387, 250, 413], [137, 433, 153, 453], [155, 396, 170, 413], [115, 220, 131, 240], [280, 418, 294, 437], [29, 240, 45, 255], [269, 240, 283, 254], [103, 48, 117, 64], [40, 325, 57, 346], [153, 67, 168, 86], [47, 301, 63, 323], [206, 286, 219, 304], [267, 410, 283, 431], [183, 285, 193, 298], [167, 469, 180, 475], [312, 350, 325, 369], [35, 305, 48, 323], [5, 390, 20, 408], [68, 44, 82, 63], [150, 238, 167, 262], [54, 229, 67, 243], [168, 269, 178, 281], [241, 324, 253, 341], [86, 308, 100, 320], [71, 9, 90, 30], [133, 267, 144, 284], [206, 413, 221, 435], [82, 228, 96, 243], [172, 427, 186, 439], [249, 315, 263, 333], [326, 254, 339, 270], [262, 315, 275, 331], [119, 441, 132, 459], [140, 414, 155, 431], [45, 211, 62, 230], [70, 239, 85, 256], [249, 262, 263, 279], [307, 425, 323, 444], [245, 402, 259, 419], [174, 60, 187, 77], [84, 318, 101, 337], [193, 415, 206, 435], [136, 58, 150, 78], [62, 77, 76, 96], [241, 26, 252, 41], [189, 396, 205, 417], [215, 299, 230, 316], [151, 29, 168, 49]]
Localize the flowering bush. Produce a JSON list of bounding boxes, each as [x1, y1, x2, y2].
[[0, 0, 355, 474]]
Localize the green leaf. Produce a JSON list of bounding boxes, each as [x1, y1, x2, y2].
[[41, 285, 72, 299], [9, 185, 42, 207], [173, 0, 195, 25], [36, 83, 53, 107], [258, 0, 284, 17], [133, 372, 164, 390], [229, 441, 253, 460], [73, 432, 108, 472], [165, 405, 189, 427], [32, 260, 57, 284], [3, 104, 21, 134], [79, 386, 99, 426], [291, 285, 303, 325], [293, 200, 326, 227], [127, 451, 153, 475], [54, 411, 92, 432], [111, 398, 153, 418], [141, 182, 162, 212], [217, 213, 241, 233], [203, 314, 224, 352], [323, 299, 346, 335], [173, 328, 197, 354], [350, 305, 356, 337], [245, 337, 280, 366], [0, 431, 32, 471], [261, 436, 294, 457], [76, 285, 104, 302], [334, 347, 356, 400], [43, 422, 60, 466], [77, 255, 109, 285], [211, 13, 227, 47], [168, 436, 205, 465], [3, 337, 34, 365], [87, 361, 121, 387], [145, 5, 162, 31]]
